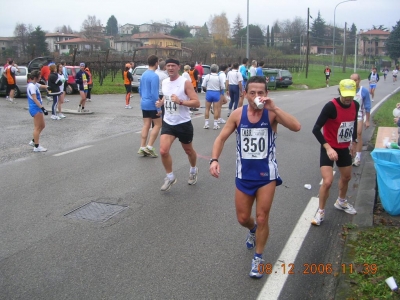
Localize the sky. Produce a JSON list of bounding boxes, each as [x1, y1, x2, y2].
[[0, 0, 398, 37]]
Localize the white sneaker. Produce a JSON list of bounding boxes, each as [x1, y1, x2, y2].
[[51, 114, 61, 120], [311, 211, 325, 226], [125, 105, 132, 109], [334, 199, 357, 214], [213, 124, 220, 130], [86, 98, 91, 102], [8, 98, 15, 104], [78, 106, 82, 112], [58, 113, 66, 118], [33, 145, 47, 152], [352, 157, 361, 167], [29, 140, 35, 147], [217, 118, 226, 124], [64, 98, 69, 102], [203, 124, 210, 129], [327, 84, 329, 88]]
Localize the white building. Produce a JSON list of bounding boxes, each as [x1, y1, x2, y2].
[[45, 33, 80, 53]]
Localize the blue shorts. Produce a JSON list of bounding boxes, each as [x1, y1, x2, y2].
[[220, 89, 225, 95], [205, 90, 221, 102], [29, 106, 42, 117], [369, 84, 377, 89], [235, 178, 280, 196]]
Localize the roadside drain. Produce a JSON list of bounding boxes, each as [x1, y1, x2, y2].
[[64, 202, 128, 222]]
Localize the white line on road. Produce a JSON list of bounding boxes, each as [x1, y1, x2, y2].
[[53, 145, 93, 157], [257, 197, 319, 300]]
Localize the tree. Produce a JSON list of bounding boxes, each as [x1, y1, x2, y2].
[[27, 26, 48, 57], [231, 14, 244, 48], [170, 22, 192, 39], [372, 25, 388, 31], [311, 11, 326, 45], [271, 27, 274, 47], [238, 25, 264, 47], [81, 15, 103, 52], [279, 17, 306, 50], [55, 25, 74, 34], [106, 15, 118, 36], [81, 15, 103, 40], [347, 23, 357, 55], [208, 13, 230, 45], [272, 20, 280, 34], [386, 20, 400, 62], [266, 25, 270, 47], [196, 23, 210, 39], [13, 23, 33, 55]]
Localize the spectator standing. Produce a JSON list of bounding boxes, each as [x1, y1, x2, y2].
[[5, 59, 19, 103], [27, 70, 49, 152], [138, 55, 161, 158], [238, 58, 249, 107], [47, 64, 63, 120], [202, 64, 225, 130], [75, 63, 90, 112], [56, 63, 66, 119], [61, 60, 69, 102], [1, 58, 10, 97], [226, 62, 243, 117], [195, 61, 204, 93], [182, 65, 191, 82], [123, 63, 133, 109], [85, 66, 93, 102], [256, 61, 264, 76], [393, 68, 398, 83], [249, 60, 257, 77]]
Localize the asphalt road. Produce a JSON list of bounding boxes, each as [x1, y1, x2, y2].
[[0, 77, 399, 300]]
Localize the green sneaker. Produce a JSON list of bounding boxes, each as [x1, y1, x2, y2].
[[137, 148, 148, 156], [144, 147, 158, 158]]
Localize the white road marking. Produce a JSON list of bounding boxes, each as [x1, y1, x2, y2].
[[257, 197, 320, 300], [53, 145, 93, 157], [369, 85, 400, 115]]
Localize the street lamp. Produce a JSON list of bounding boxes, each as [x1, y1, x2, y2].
[[246, 0, 249, 59], [331, 0, 356, 76]]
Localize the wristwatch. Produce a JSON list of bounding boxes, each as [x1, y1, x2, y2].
[[209, 158, 219, 165]]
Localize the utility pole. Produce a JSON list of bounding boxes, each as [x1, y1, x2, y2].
[[342, 22, 347, 72], [354, 34, 358, 72], [306, 8, 310, 78]]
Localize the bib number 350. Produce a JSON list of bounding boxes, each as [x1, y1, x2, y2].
[[241, 128, 268, 159]]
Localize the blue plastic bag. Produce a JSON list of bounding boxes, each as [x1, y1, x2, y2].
[[371, 149, 400, 216]]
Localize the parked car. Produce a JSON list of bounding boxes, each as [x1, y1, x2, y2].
[[64, 66, 81, 95], [131, 65, 148, 92], [27, 56, 53, 73], [275, 69, 293, 87], [0, 66, 29, 98]]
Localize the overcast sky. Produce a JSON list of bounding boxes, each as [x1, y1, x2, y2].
[[1, 0, 398, 37]]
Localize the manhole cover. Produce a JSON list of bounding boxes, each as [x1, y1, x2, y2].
[[64, 202, 128, 222]]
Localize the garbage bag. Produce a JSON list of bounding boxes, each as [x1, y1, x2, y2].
[[371, 149, 400, 216]]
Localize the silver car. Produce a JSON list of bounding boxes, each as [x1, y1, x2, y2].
[[0, 66, 29, 98], [131, 65, 148, 92]]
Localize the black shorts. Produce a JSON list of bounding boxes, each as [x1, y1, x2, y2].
[[320, 146, 352, 168], [161, 120, 193, 144], [63, 81, 68, 90], [325, 75, 330, 80], [125, 84, 132, 93], [6, 84, 16, 94], [142, 110, 160, 119]]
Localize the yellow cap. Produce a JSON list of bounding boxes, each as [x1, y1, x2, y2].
[[339, 79, 356, 97]]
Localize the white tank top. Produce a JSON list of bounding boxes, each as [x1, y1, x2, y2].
[[162, 76, 191, 125], [353, 86, 364, 120]]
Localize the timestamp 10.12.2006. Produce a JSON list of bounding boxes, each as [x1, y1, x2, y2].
[[258, 263, 378, 275]]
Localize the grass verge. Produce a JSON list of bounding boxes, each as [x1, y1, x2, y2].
[[342, 91, 400, 300]]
